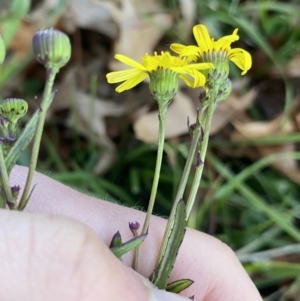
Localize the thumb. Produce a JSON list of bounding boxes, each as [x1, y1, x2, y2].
[[0, 209, 190, 301]]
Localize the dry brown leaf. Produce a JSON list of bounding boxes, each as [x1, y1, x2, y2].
[[285, 53, 300, 77], [230, 113, 297, 140], [210, 88, 257, 135], [232, 116, 285, 140], [47, 67, 129, 174], [68, 90, 118, 174], [60, 0, 117, 37], [229, 104, 300, 184], [259, 144, 300, 185], [178, 0, 196, 40], [101, 0, 174, 70], [28, 0, 60, 25], [134, 88, 257, 143], [6, 21, 37, 58], [133, 90, 196, 143], [270, 53, 300, 78]]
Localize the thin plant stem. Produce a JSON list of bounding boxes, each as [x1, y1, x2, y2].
[[186, 100, 217, 219], [134, 102, 168, 270], [174, 122, 202, 204], [156, 119, 202, 264], [0, 145, 13, 207], [18, 67, 58, 210]]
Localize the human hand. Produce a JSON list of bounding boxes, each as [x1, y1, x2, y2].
[[3, 166, 262, 301]]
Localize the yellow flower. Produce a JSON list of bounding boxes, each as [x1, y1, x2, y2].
[[171, 24, 252, 76], [106, 51, 213, 93]]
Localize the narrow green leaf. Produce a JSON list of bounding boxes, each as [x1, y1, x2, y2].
[[209, 154, 300, 242], [166, 279, 194, 294], [5, 110, 38, 173], [110, 233, 147, 258], [150, 199, 187, 289]]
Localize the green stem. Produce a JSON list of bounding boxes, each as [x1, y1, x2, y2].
[[0, 145, 13, 208], [174, 123, 202, 204], [18, 68, 58, 210], [156, 119, 202, 264], [185, 100, 217, 219], [134, 102, 168, 270]]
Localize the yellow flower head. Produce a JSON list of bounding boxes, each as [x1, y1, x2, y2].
[[106, 51, 213, 103], [171, 24, 252, 76]]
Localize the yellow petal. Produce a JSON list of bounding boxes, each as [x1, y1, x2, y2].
[[214, 31, 239, 51], [179, 69, 206, 88], [106, 69, 144, 83], [189, 69, 206, 87], [229, 48, 252, 75], [178, 45, 201, 61], [179, 74, 194, 87], [185, 62, 214, 70], [115, 54, 147, 70], [193, 25, 213, 52], [115, 73, 148, 92], [170, 43, 186, 54]]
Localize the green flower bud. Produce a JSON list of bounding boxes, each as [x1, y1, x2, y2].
[[0, 34, 6, 65], [0, 98, 28, 133], [32, 28, 71, 70], [148, 69, 179, 106]]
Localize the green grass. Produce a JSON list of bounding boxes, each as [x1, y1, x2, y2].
[[2, 0, 300, 298]]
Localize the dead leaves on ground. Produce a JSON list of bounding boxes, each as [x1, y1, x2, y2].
[[2, 0, 300, 182]]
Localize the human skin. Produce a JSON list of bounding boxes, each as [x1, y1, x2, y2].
[[0, 165, 263, 301]]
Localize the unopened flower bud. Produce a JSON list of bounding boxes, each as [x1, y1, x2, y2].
[[32, 28, 71, 70], [0, 98, 28, 125], [129, 221, 140, 231], [11, 185, 21, 199], [129, 221, 140, 237], [6, 185, 20, 209]]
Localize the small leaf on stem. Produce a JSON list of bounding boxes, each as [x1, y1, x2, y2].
[[109, 231, 122, 249], [110, 233, 147, 259], [166, 279, 194, 294]]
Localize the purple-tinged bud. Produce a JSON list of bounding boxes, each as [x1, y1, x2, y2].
[[0, 136, 16, 144], [11, 185, 21, 198], [129, 221, 140, 230], [0, 117, 9, 128], [32, 28, 71, 70], [129, 221, 140, 237], [6, 185, 21, 209]]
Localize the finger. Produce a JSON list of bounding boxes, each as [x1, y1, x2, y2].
[[11, 166, 262, 300], [0, 209, 189, 301]]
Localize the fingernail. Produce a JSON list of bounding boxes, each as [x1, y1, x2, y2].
[[151, 288, 192, 301]]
